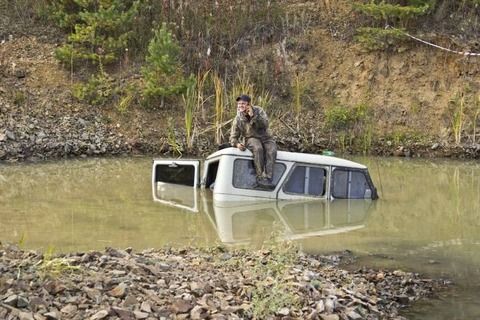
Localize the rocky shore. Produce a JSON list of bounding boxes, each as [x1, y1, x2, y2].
[[0, 99, 132, 162], [0, 243, 450, 320]]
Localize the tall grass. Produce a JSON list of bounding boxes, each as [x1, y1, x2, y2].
[[472, 94, 480, 143], [229, 68, 255, 117], [197, 70, 212, 122], [292, 74, 307, 132], [449, 91, 466, 145], [257, 89, 274, 112], [183, 80, 197, 150], [213, 74, 225, 145]]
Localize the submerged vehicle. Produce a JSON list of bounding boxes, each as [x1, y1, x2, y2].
[[207, 199, 373, 247], [151, 148, 377, 246], [152, 147, 378, 203]]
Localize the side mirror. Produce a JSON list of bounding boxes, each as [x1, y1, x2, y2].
[[364, 189, 372, 199]]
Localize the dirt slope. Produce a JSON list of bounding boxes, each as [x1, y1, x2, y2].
[[1, 0, 480, 161]]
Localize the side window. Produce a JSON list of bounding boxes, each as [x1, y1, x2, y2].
[[308, 167, 326, 196], [284, 165, 326, 196], [332, 169, 370, 199], [232, 159, 286, 189], [284, 166, 305, 193], [232, 159, 257, 188]]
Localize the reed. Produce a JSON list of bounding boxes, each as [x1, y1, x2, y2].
[[292, 74, 307, 132], [257, 89, 273, 112], [362, 123, 373, 154], [450, 92, 466, 145], [117, 90, 134, 115], [213, 73, 225, 144], [229, 69, 254, 117], [183, 80, 197, 150], [472, 94, 480, 143], [197, 70, 212, 122]]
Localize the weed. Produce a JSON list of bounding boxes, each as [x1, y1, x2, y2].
[[117, 91, 133, 115], [38, 245, 80, 278], [248, 223, 301, 318], [210, 223, 301, 318], [12, 91, 25, 105]]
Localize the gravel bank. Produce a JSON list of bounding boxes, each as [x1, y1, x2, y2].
[[0, 244, 450, 320]]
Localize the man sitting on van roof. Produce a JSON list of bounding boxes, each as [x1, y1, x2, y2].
[[229, 94, 277, 190]]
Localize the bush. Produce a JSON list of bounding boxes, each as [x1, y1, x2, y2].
[[141, 23, 191, 108], [48, 0, 140, 67]]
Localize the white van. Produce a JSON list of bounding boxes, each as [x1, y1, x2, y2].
[[152, 148, 378, 203]]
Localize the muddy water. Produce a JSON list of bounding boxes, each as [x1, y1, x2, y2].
[[1, 156, 479, 319]]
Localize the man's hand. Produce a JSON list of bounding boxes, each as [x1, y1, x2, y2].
[[237, 143, 247, 151], [246, 106, 254, 117]]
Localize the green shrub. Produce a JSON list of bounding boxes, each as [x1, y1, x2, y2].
[[352, 0, 432, 51], [48, 0, 139, 66], [141, 23, 190, 108], [324, 101, 358, 131], [72, 71, 116, 106], [352, 1, 430, 22], [355, 27, 408, 51]]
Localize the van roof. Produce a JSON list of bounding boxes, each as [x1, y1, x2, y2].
[[206, 147, 367, 169]]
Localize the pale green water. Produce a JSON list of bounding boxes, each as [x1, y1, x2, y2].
[[1, 156, 479, 319]]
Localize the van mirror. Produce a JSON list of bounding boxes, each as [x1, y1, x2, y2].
[[364, 189, 372, 199]]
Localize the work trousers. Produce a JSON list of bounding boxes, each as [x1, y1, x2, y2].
[[245, 137, 277, 180]]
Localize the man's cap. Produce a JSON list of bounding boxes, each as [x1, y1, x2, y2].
[[236, 94, 251, 103]]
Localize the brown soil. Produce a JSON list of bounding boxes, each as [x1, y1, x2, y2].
[[1, 0, 480, 160]]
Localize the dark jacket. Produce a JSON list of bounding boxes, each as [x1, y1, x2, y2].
[[230, 106, 273, 146]]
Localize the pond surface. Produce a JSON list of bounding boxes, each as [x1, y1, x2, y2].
[[1, 155, 479, 319]]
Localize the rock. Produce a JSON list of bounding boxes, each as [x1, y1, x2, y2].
[[108, 282, 127, 298], [90, 310, 109, 319], [6, 130, 15, 141], [170, 298, 193, 314]]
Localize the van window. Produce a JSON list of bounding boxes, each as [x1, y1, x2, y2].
[[232, 159, 286, 189], [154, 164, 196, 187], [332, 169, 371, 199], [283, 165, 327, 196]]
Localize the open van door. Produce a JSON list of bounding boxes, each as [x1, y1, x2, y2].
[[151, 159, 201, 212]]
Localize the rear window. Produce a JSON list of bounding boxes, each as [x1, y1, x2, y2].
[[154, 164, 196, 187]]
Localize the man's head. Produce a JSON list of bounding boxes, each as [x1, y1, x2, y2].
[[236, 94, 251, 113]]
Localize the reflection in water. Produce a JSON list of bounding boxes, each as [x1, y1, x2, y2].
[[1, 156, 480, 319], [207, 200, 373, 248]]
